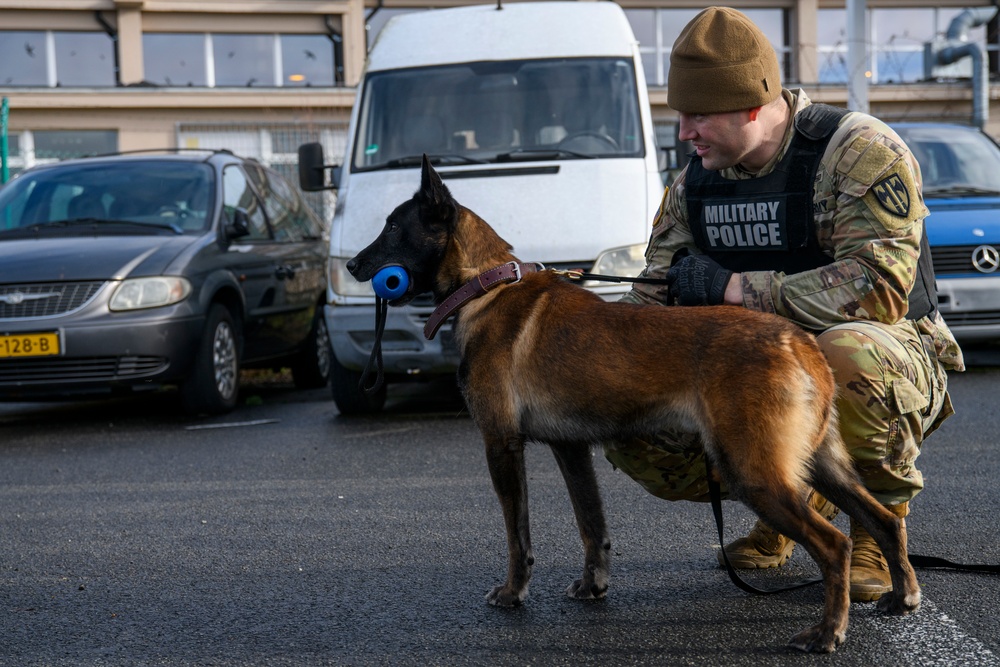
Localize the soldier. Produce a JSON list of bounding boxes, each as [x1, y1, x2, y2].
[[606, 6, 965, 602]]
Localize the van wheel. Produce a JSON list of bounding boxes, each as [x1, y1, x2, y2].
[[291, 309, 332, 390], [181, 304, 240, 415], [331, 352, 386, 415]]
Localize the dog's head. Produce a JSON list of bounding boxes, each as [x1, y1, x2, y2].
[[347, 156, 457, 306]]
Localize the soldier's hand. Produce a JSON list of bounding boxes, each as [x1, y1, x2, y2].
[[665, 254, 733, 306]]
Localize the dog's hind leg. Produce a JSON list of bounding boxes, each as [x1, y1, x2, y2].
[[808, 442, 921, 617], [549, 442, 611, 600], [483, 432, 535, 607], [738, 480, 852, 653]]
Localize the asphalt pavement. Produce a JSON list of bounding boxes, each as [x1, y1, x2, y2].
[[1, 366, 999, 666]]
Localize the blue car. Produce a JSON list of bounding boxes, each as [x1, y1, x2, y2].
[[893, 123, 1000, 343]]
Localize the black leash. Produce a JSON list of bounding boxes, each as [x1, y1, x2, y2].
[[359, 295, 387, 395], [708, 476, 824, 594], [708, 474, 1000, 597], [908, 554, 1000, 573], [557, 270, 670, 285]]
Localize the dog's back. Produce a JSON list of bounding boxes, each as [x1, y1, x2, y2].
[[456, 270, 836, 490]]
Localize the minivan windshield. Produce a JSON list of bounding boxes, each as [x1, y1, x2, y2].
[[0, 160, 215, 235], [352, 57, 644, 171]]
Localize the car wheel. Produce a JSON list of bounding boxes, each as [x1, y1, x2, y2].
[[291, 309, 332, 390], [330, 351, 386, 415], [181, 304, 240, 415]]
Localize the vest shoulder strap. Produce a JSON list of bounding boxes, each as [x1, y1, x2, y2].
[[793, 103, 850, 142]]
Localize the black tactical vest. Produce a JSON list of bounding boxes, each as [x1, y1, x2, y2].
[[684, 103, 937, 320]]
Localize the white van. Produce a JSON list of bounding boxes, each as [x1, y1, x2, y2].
[[300, 1, 664, 414]]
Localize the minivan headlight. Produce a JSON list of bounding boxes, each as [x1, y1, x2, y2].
[[586, 243, 647, 286], [329, 257, 375, 297], [110, 277, 192, 311]]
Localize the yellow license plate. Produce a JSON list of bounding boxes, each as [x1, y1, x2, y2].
[[0, 332, 61, 358]]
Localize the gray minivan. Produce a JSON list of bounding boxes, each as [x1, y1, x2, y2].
[[0, 149, 331, 414]]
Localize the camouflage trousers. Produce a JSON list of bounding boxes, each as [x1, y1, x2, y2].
[[604, 317, 954, 507]]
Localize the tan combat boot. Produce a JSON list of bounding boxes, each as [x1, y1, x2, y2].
[[717, 492, 839, 569], [849, 502, 908, 602]]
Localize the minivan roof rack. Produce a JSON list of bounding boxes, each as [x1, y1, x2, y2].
[[82, 147, 237, 161]]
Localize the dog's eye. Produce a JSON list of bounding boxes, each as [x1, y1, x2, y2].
[[387, 222, 398, 233]]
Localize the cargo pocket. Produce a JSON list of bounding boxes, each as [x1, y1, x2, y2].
[[889, 376, 929, 466]]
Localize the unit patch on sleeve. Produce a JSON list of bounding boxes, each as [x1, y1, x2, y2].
[[871, 173, 910, 218], [861, 163, 920, 231]]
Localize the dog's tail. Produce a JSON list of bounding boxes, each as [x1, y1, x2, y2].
[[806, 416, 878, 520]]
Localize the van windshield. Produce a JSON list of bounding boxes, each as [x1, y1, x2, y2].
[[352, 57, 644, 171]]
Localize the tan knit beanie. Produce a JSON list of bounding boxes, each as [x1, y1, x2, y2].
[[667, 7, 782, 114]]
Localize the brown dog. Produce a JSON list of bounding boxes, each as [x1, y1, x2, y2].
[[347, 157, 920, 653]]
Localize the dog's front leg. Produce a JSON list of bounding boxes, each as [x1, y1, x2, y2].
[[550, 443, 610, 601], [484, 434, 533, 607]]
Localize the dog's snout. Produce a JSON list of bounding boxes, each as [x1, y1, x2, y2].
[[346, 257, 359, 276]]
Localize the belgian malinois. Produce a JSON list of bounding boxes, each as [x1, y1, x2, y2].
[[347, 157, 920, 653]]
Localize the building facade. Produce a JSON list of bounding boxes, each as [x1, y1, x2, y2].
[[2, 0, 999, 180]]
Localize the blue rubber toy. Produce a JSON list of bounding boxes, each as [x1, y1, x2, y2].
[[372, 265, 410, 300]]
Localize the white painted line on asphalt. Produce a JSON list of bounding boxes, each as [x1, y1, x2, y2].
[[184, 419, 280, 430], [341, 426, 421, 438], [853, 598, 997, 666]]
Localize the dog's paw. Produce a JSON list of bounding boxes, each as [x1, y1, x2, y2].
[[788, 624, 845, 654], [486, 585, 526, 608], [565, 578, 608, 601], [877, 588, 921, 616]]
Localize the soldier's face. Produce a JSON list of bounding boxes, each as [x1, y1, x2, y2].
[[678, 110, 760, 171]]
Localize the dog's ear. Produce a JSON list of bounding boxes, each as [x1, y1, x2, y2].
[[419, 154, 450, 203], [418, 154, 457, 227]]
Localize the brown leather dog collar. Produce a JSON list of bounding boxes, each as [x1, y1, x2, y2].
[[423, 261, 542, 340]]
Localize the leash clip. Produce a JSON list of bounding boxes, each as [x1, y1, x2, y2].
[[549, 268, 585, 281]]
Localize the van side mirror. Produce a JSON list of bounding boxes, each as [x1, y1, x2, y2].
[[298, 142, 341, 192], [225, 207, 251, 239]]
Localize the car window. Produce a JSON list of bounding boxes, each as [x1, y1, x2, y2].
[[258, 168, 324, 243], [222, 165, 270, 240], [260, 170, 296, 241]]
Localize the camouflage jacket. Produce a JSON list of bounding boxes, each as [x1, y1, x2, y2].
[[623, 89, 964, 371]]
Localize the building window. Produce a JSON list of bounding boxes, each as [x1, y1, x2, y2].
[[34, 130, 117, 160], [1, 130, 118, 176], [213, 34, 275, 87], [54, 32, 116, 86], [625, 8, 791, 87], [0, 31, 49, 85], [817, 8, 996, 84], [143, 34, 208, 86], [142, 33, 338, 87], [0, 31, 114, 87], [281, 35, 337, 87]]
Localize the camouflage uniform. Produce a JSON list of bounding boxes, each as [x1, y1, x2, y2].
[[606, 89, 965, 507]]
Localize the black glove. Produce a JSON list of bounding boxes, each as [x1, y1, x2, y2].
[[665, 253, 733, 306]]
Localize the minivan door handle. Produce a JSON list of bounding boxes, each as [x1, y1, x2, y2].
[[275, 265, 296, 280]]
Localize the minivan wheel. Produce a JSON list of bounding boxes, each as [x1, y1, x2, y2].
[[181, 304, 240, 415], [330, 352, 386, 415], [291, 309, 332, 390]]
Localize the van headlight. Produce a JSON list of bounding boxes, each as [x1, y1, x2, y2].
[[110, 277, 192, 311], [586, 243, 647, 287], [329, 257, 375, 297]]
